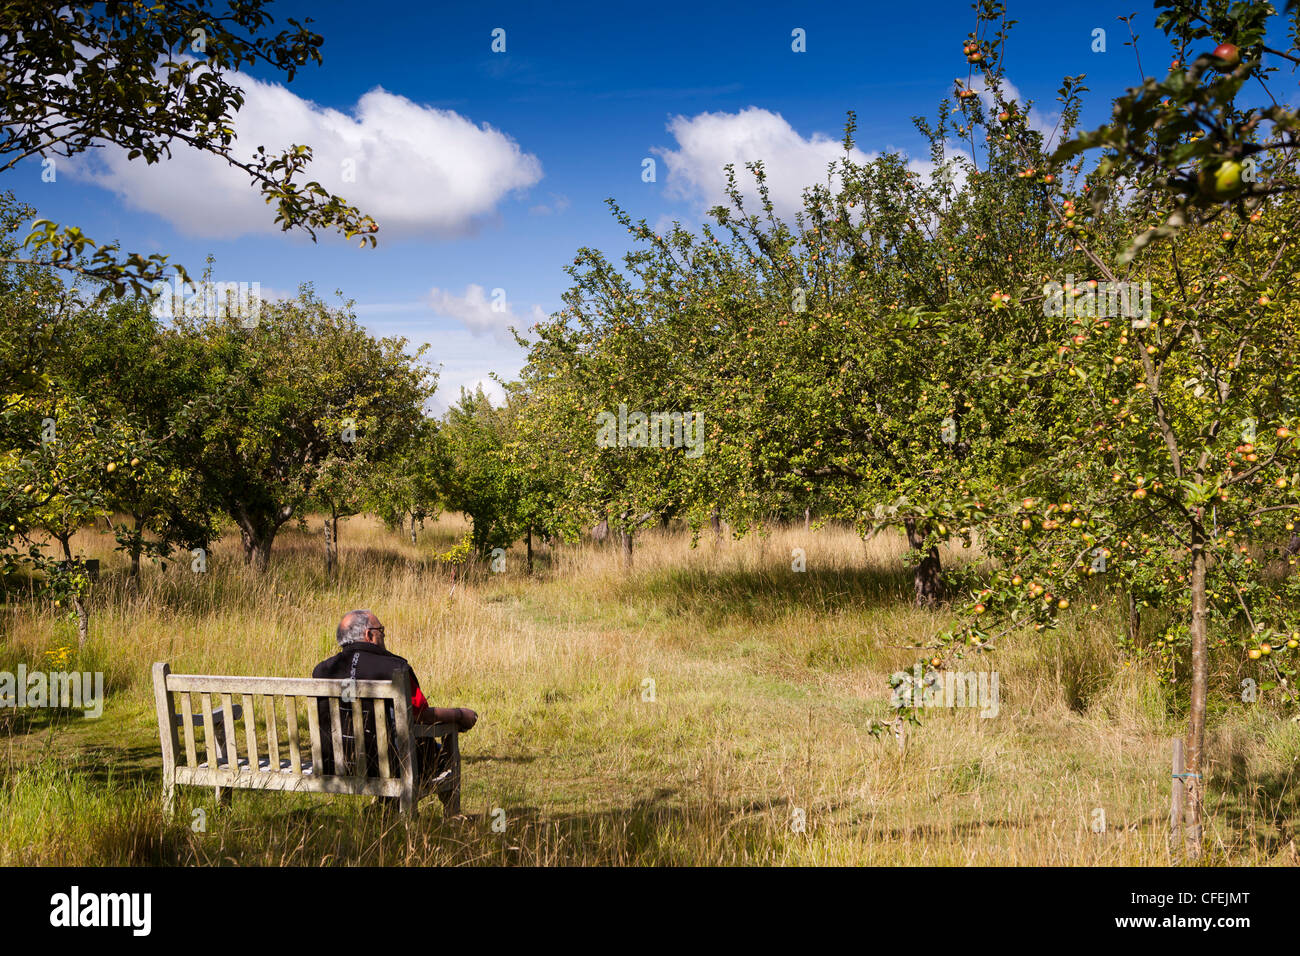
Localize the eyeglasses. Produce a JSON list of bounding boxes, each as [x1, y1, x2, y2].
[[367, 626, 385, 635]]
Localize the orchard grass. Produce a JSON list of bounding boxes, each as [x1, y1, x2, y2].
[[0, 515, 1295, 866]]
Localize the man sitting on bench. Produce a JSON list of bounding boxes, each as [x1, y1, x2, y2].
[[313, 609, 476, 805]]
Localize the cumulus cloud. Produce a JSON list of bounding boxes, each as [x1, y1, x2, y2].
[[967, 75, 1062, 147], [656, 88, 1057, 224], [654, 107, 875, 222], [64, 68, 542, 240], [427, 283, 547, 342]]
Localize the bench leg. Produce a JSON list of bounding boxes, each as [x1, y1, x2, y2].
[[434, 733, 461, 816], [215, 786, 232, 808], [445, 734, 461, 816], [163, 782, 175, 821]]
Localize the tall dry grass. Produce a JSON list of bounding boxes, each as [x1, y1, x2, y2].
[[0, 514, 1295, 865]]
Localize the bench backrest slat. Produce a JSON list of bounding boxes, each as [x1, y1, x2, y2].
[[373, 697, 391, 778], [220, 693, 239, 768], [199, 692, 220, 766], [306, 695, 325, 774], [285, 695, 302, 774], [327, 697, 345, 775], [349, 693, 367, 780], [165, 674, 405, 698], [242, 694, 258, 770], [179, 692, 198, 767], [264, 696, 280, 771]]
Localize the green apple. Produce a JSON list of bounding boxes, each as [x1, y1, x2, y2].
[[1199, 159, 1245, 200]]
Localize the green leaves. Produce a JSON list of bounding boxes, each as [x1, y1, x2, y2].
[[0, 0, 376, 294]]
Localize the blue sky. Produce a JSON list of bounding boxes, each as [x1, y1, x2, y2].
[[12, 0, 1187, 410]]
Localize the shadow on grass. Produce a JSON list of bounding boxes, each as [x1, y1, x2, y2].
[[1208, 766, 1300, 856], [635, 565, 920, 626]]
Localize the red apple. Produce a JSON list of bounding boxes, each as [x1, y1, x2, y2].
[[1212, 42, 1240, 67]]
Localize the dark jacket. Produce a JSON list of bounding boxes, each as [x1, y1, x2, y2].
[[311, 642, 428, 777]]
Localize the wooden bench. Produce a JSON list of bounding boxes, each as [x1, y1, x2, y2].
[[151, 662, 460, 819]]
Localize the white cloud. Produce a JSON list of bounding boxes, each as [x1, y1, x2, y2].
[[654, 107, 875, 222], [967, 76, 1062, 147], [427, 283, 547, 343], [655, 90, 1059, 226], [64, 68, 543, 240], [529, 193, 570, 216], [454, 376, 508, 408]]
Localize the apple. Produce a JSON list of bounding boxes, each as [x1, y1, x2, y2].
[[130, 457, 140, 467], [1260, 642, 1273, 656], [106, 462, 117, 473], [1058, 598, 1069, 609], [930, 657, 942, 667], [1212, 42, 1240, 67], [1248, 648, 1262, 660], [1199, 159, 1245, 200], [973, 603, 986, 614]]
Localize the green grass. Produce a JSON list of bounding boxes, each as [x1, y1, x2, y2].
[[0, 514, 1296, 865]]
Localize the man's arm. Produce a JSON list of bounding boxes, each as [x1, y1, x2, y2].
[[422, 706, 477, 730]]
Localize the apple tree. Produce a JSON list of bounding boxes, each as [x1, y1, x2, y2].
[[925, 0, 1300, 858]]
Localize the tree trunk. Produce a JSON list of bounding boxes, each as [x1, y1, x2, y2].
[[620, 529, 634, 567], [409, 513, 418, 545], [253, 535, 273, 572], [526, 528, 534, 575], [129, 513, 144, 578], [711, 506, 722, 540], [1127, 593, 1141, 644], [241, 527, 275, 572], [903, 517, 944, 607], [72, 594, 88, 648], [804, 506, 811, 531], [57, 536, 90, 648], [1185, 529, 1209, 859], [324, 515, 337, 577]]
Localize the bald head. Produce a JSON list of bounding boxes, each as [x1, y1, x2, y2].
[[337, 609, 382, 647]]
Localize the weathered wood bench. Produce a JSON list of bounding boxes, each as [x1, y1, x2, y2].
[[151, 662, 460, 819]]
